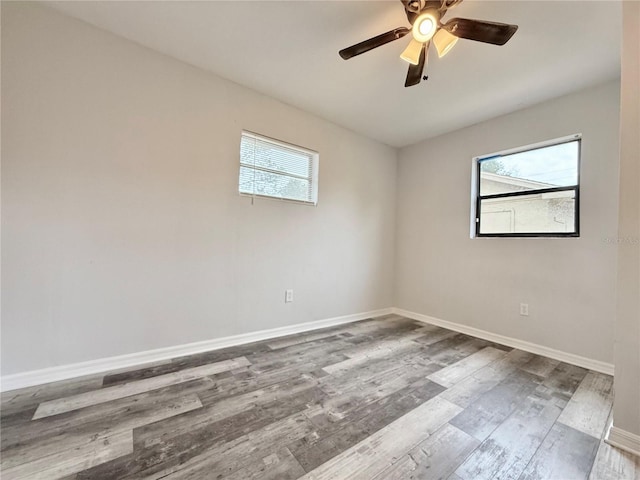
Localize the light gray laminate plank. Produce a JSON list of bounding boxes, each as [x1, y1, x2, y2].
[[556, 371, 614, 438], [98, 359, 177, 386], [440, 368, 507, 409], [440, 350, 534, 408], [413, 328, 459, 346], [1, 377, 214, 452], [1, 377, 105, 418], [455, 394, 562, 480], [423, 337, 498, 371], [314, 366, 424, 425], [194, 356, 341, 407], [589, 410, 640, 480], [372, 423, 480, 480], [263, 317, 408, 350], [138, 408, 320, 479], [298, 396, 462, 480], [319, 351, 422, 398], [486, 349, 535, 371], [518, 422, 600, 480], [267, 331, 345, 350], [317, 351, 441, 411], [74, 385, 325, 479], [94, 358, 173, 386], [32, 357, 250, 419], [590, 438, 640, 480], [427, 347, 507, 388], [519, 356, 560, 378], [1, 394, 203, 471], [336, 327, 435, 359], [321, 331, 430, 375], [321, 348, 410, 376], [1, 361, 174, 415], [291, 377, 446, 472], [245, 336, 358, 375], [135, 375, 318, 448], [537, 362, 588, 402], [328, 332, 439, 377], [339, 316, 410, 336], [223, 447, 306, 480], [1, 430, 133, 480], [449, 369, 539, 441]]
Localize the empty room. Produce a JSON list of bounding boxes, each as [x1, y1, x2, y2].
[[1, 0, 639, 479]]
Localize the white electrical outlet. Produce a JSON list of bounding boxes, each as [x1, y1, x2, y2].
[[520, 303, 529, 316], [285, 289, 294, 303]]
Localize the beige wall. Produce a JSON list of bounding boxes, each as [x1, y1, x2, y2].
[[612, 1, 640, 437], [396, 81, 620, 363], [1, 3, 397, 375]]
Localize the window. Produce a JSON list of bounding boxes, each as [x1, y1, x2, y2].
[[239, 131, 319, 205], [474, 134, 581, 237]]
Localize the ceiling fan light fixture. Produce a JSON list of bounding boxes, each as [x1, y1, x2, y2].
[[433, 28, 458, 57], [411, 10, 439, 43], [337, 1, 519, 88], [400, 38, 424, 65]]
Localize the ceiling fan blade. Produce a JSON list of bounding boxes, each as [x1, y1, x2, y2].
[[405, 42, 427, 87], [339, 27, 410, 59], [442, 18, 518, 45]]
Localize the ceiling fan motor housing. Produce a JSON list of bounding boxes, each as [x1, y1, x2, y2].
[[406, 0, 425, 13], [404, 0, 445, 24]]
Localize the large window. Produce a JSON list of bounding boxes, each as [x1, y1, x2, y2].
[[239, 131, 319, 205], [474, 135, 581, 237]]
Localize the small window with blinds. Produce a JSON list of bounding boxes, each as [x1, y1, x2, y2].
[[239, 131, 319, 205]]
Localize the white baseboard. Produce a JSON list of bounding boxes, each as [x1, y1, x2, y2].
[[0, 307, 393, 392], [393, 308, 615, 375], [606, 425, 640, 457], [1, 306, 615, 392]]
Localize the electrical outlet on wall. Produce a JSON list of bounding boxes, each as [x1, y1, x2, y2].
[[520, 303, 529, 316], [285, 289, 294, 303]]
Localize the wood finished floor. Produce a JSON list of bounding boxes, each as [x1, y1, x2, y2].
[[2, 315, 639, 480]]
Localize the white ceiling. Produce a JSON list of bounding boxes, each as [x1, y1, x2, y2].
[[47, 0, 621, 148]]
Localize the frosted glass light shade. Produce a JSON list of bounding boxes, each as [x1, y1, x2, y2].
[[433, 28, 458, 58], [400, 38, 424, 65]]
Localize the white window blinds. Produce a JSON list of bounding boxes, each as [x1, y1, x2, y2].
[[239, 131, 318, 205]]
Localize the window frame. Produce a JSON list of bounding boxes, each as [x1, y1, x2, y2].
[[239, 130, 319, 206], [473, 134, 582, 238]]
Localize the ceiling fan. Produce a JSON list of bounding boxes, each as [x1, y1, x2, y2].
[[339, 0, 518, 87]]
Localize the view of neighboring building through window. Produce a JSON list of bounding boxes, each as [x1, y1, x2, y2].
[[239, 131, 319, 205], [475, 135, 580, 236]]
